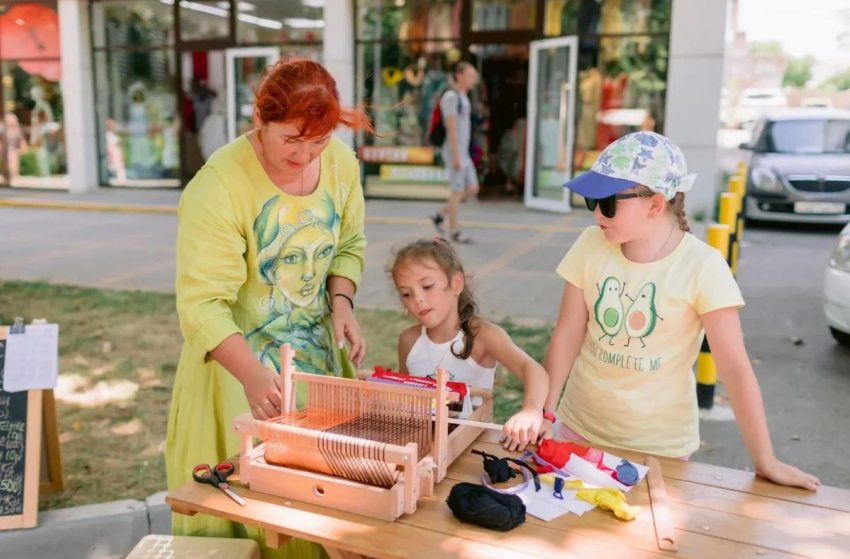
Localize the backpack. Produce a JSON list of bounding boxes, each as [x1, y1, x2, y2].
[[427, 88, 460, 147]]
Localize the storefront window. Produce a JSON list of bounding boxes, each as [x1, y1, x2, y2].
[[94, 49, 179, 186], [237, 0, 324, 44], [359, 42, 461, 147], [472, 0, 537, 32], [2, 62, 67, 187], [574, 34, 667, 173], [0, 2, 67, 188], [577, 0, 670, 36], [180, 0, 230, 42], [91, 1, 175, 48], [358, 0, 460, 41], [543, 0, 579, 37]]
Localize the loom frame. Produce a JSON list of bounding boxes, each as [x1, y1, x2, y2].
[[233, 344, 493, 521]]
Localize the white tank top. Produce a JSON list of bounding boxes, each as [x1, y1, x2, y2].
[[406, 326, 497, 404]]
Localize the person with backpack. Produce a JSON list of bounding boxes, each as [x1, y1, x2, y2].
[[429, 62, 480, 244]]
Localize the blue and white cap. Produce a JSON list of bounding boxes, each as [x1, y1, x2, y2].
[[564, 132, 696, 200]]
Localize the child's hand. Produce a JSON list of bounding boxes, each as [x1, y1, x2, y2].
[[501, 408, 544, 452], [242, 366, 282, 420], [539, 419, 555, 440], [756, 458, 820, 491]]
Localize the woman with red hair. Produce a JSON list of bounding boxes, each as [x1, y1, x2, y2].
[[167, 59, 373, 557]]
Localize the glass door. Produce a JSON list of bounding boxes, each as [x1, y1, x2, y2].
[[524, 36, 578, 213], [225, 47, 280, 142]]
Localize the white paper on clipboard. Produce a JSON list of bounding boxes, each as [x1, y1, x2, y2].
[[3, 324, 59, 392]]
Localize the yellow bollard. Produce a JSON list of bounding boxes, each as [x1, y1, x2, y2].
[[729, 176, 746, 244], [736, 161, 748, 180], [699, 223, 731, 410], [718, 193, 739, 275], [707, 223, 731, 261], [696, 343, 717, 409]]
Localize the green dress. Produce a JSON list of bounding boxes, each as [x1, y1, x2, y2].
[[166, 135, 366, 558]]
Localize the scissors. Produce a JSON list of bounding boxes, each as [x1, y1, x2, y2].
[[192, 461, 246, 507]]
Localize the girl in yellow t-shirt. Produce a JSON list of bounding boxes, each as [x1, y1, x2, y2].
[[543, 131, 819, 491]]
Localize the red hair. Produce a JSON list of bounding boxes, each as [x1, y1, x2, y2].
[[254, 59, 374, 138]]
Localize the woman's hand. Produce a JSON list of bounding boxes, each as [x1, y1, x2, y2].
[[501, 407, 544, 452], [756, 457, 820, 491], [332, 297, 366, 367], [242, 365, 282, 420]]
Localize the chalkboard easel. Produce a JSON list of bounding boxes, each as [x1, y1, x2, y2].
[[0, 329, 44, 530]]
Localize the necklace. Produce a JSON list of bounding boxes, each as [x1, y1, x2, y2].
[[652, 223, 676, 262]]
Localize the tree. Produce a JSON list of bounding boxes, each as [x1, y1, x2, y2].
[[748, 41, 784, 55], [783, 56, 816, 88], [821, 68, 850, 92]]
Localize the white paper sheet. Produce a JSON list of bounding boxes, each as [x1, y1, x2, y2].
[[564, 454, 649, 492], [3, 324, 59, 392], [519, 484, 596, 522]]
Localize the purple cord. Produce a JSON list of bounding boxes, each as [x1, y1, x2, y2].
[[479, 466, 534, 495]]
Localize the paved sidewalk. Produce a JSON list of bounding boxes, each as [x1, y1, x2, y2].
[[0, 189, 596, 322]]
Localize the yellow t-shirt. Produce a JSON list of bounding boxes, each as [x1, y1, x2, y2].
[[555, 226, 744, 457]]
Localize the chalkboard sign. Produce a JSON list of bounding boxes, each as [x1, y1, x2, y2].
[[0, 330, 42, 530]]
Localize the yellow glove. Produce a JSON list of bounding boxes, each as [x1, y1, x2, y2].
[[577, 488, 642, 521]]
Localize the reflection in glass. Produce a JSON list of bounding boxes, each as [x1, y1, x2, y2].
[[94, 50, 179, 186], [180, 0, 231, 42], [237, 0, 324, 44], [90, 1, 175, 48], [472, 0, 536, 32], [532, 46, 571, 201], [358, 0, 460, 41]]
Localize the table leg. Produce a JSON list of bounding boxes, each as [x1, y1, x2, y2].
[[324, 546, 366, 559], [265, 531, 292, 549]]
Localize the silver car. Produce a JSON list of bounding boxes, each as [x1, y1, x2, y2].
[[741, 109, 850, 224]]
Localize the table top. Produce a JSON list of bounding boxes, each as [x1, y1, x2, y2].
[[167, 431, 850, 559]]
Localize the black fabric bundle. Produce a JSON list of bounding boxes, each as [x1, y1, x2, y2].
[[446, 482, 526, 531], [472, 449, 541, 491]]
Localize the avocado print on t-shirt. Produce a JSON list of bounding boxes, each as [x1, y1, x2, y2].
[[594, 277, 625, 345], [593, 277, 663, 348], [623, 282, 664, 348]]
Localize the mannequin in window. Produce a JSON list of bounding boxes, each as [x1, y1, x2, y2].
[[127, 82, 157, 179], [105, 118, 127, 184], [4, 113, 27, 179]]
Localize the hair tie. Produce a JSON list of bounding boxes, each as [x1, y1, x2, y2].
[[434, 237, 445, 244]]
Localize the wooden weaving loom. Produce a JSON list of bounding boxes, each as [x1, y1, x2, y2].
[[233, 344, 494, 521]]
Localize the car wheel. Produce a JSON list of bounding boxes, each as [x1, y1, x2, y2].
[[829, 327, 850, 347]]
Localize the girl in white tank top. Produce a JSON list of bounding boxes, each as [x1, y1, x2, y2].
[[390, 238, 550, 451]]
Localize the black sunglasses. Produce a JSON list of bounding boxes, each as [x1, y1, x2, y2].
[[585, 192, 654, 218]]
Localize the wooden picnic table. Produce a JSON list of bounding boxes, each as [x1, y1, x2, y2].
[[167, 431, 850, 558]]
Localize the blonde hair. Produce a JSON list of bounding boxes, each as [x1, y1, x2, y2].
[[388, 239, 480, 360]]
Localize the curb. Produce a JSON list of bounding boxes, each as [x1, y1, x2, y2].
[[0, 492, 171, 559], [0, 198, 584, 233], [0, 198, 176, 215]]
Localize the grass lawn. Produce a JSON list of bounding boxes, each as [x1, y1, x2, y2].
[[0, 280, 552, 510]]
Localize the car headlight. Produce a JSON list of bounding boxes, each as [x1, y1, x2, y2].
[[829, 233, 850, 272], [751, 165, 783, 192]]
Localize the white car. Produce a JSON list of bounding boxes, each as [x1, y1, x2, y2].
[[824, 222, 850, 346], [734, 88, 788, 129]]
